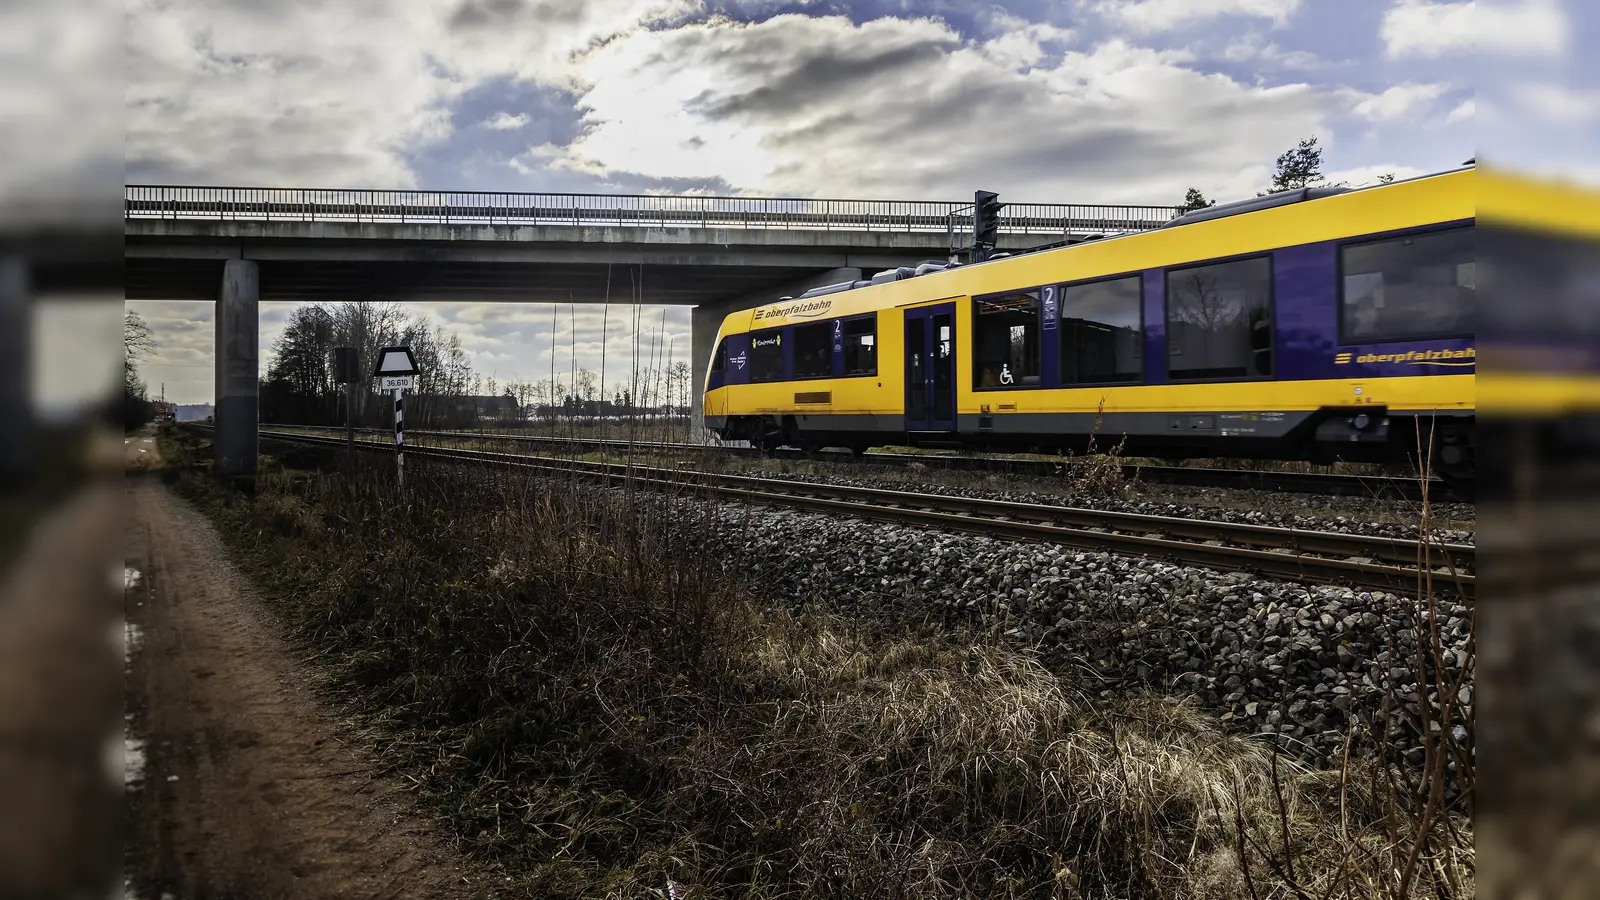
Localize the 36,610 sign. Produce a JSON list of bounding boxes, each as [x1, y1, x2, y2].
[[380, 375, 415, 390]]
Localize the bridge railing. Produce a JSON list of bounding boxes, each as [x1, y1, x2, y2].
[[125, 186, 1184, 238]]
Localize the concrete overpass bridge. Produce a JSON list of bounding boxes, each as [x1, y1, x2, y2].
[[124, 185, 1183, 477]]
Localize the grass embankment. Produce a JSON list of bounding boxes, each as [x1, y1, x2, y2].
[[174, 440, 1471, 899]]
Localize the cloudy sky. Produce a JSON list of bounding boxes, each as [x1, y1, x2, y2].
[[119, 0, 1590, 404]]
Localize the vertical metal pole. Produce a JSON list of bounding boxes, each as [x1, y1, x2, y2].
[[394, 388, 404, 490]]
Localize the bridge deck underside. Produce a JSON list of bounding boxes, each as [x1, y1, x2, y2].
[[124, 258, 832, 304]]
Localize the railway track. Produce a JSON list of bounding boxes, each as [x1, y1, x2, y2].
[[225, 426, 1476, 599], [265, 423, 1454, 502]]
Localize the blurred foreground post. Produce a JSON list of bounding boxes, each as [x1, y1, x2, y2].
[[0, 257, 29, 484], [1477, 163, 1600, 898]]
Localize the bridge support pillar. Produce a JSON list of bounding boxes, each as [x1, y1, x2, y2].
[[690, 266, 861, 442], [0, 257, 29, 483], [213, 259, 259, 479]]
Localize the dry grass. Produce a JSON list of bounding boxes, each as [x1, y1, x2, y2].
[[169, 431, 1472, 900]]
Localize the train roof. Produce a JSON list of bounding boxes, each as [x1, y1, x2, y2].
[[1479, 165, 1600, 240], [722, 164, 1475, 334]]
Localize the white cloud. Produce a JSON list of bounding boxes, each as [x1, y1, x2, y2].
[[123, 0, 1438, 206], [1325, 164, 1431, 187], [389, 301, 693, 392], [1089, 0, 1302, 32], [509, 141, 568, 174], [1351, 82, 1449, 121], [0, 0, 119, 203], [1380, 1, 1474, 58], [978, 19, 1075, 69], [1381, 0, 1568, 60], [127, 1, 455, 186], [1477, 0, 1570, 57], [481, 111, 531, 129], [1220, 32, 1323, 69], [1445, 98, 1475, 124], [555, 15, 1333, 203], [1510, 82, 1600, 124], [125, 0, 701, 186]]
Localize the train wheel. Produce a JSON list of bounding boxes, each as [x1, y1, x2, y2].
[[1420, 418, 1476, 500]]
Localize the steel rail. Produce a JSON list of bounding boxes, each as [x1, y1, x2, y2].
[[238, 427, 1475, 598], [264, 423, 1451, 501]]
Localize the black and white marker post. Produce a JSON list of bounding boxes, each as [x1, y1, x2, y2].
[[373, 346, 419, 490], [394, 389, 405, 488]]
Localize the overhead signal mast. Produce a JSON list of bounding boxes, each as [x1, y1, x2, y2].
[[972, 190, 1005, 263]]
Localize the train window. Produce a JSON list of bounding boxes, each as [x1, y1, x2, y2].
[[749, 328, 785, 382], [1165, 256, 1273, 380], [1340, 226, 1475, 343], [974, 291, 1042, 389], [710, 337, 727, 373], [1059, 276, 1143, 385], [792, 322, 833, 379], [1478, 226, 1600, 336], [843, 315, 877, 376]]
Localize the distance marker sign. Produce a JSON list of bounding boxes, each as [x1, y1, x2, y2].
[[373, 346, 419, 378], [373, 346, 418, 490]]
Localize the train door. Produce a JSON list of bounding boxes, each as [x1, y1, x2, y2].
[[904, 303, 957, 434]]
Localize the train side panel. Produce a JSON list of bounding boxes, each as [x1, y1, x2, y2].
[[705, 168, 1476, 471]]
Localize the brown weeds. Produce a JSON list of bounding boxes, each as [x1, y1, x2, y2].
[[173, 438, 1472, 899]]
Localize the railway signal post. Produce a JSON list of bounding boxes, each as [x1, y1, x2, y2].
[[333, 347, 360, 474], [373, 346, 419, 490], [973, 190, 1005, 263]]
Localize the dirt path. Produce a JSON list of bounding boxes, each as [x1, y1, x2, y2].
[[125, 431, 162, 470], [0, 480, 123, 897], [124, 477, 491, 899]]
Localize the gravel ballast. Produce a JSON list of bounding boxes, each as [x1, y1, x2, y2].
[[724, 459, 1476, 542], [675, 499, 1473, 774]]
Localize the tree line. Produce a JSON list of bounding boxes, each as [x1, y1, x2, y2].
[[1177, 136, 1397, 213], [261, 301, 694, 428], [124, 310, 159, 432]]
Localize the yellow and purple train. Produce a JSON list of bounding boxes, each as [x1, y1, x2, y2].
[[703, 166, 1478, 484]]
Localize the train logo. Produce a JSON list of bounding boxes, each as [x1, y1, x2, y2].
[[756, 297, 834, 321], [1334, 347, 1475, 367]]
